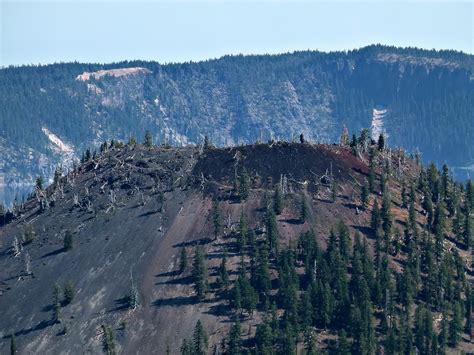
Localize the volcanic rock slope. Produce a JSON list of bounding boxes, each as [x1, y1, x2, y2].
[[0, 142, 472, 354]]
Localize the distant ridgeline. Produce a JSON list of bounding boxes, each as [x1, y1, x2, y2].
[[0, 44, 473, 205]]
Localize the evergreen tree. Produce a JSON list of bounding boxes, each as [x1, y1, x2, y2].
[[332, 181, 338, 202], [217, 252, 230, 289], [85, 148, 92, 161], [427, 163, 439, 199], [265, 208, 279, 255], [349, 306, 365, 354], [248, 229, 257, 259], [368, 148, 376, 193], [101, 325, 116, 355], [52, 283, 61, 323], [361, 181, 369, 209], [438, 308, 449, 350], [300, 195, 309, 223], [408, 191, 417, 235], [350, 134, 358, 155], [466, 180, 474, 210], [433, 202, 446, 260], [193, 320, 208, 355], [422, 188, 434, 226], [63, 281, 74, 305], [463, 209, 472, 248], [448, 302, 463, 347], [399, 312, 414, 354], [274, 186, 283, 215], [377, 133, 385, 151], [320, 281, 334, 328], [127, 136, 137, 147], [349, 264, 376, 354], [433, 201, 446, 236], [212, 199, 220, 239], [350, 134, 357, 148], [384, 323, 398, 355], [180, 339, 192, 355], [446, 182, 458, 216], [441, 164, 450, 199], [409, 182, 416, 203], [53, 298, 61, 324], [303, 328, 317, 355], [239, 168, 250, 201], [227, 321, 242, 355], [255, 244, 271, 299], [235, 273, 258, 315], [452, 206, 464, 240], [53, 165, 62, 188], [280, 320, 297, 355], [465, 285, 473, 333], [358, 128, 371, 151], [337, 221, 351, 262], [64, 230, 73, 251], [144, 130, 153, 147], [35, 176, 44, 190], [10, 334, 16, 355], [414, 305, 434, 354], [192, 248, 208, 300], [380, 172, 387, 195], [231, 280, 242, 312], [375, 256, 391, 308], [339, 127, 350, 146], [381, 192, 392, 239], [203, 135, 211, 150], [401, 180, 408, 208], [179, 247, 188, 274], [371, 200, 381, 235], [391, 227, 402, 256], [255, 321, 273, 354], [398, 266, 415, 309], [336, 329, 351, 355], [238, 210, 248, 252], [298, 290, 313, 331]]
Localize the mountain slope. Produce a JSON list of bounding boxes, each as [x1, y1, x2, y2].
[[0, 139, 473, 354], [1, 45, 473, 205]]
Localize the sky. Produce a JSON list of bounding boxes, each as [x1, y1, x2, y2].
[[0, 0, 472, 66]]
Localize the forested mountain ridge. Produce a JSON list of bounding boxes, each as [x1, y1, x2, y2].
[[0, 135, 473, 354], [1, 44, 473, 205]]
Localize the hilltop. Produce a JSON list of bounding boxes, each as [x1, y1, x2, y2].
[[0, 135, 473, 354]]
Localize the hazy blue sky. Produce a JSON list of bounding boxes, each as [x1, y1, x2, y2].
[[1, 1, 472, 66]]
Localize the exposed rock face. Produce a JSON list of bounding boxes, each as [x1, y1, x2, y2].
[[75, 67, 152, 81]]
